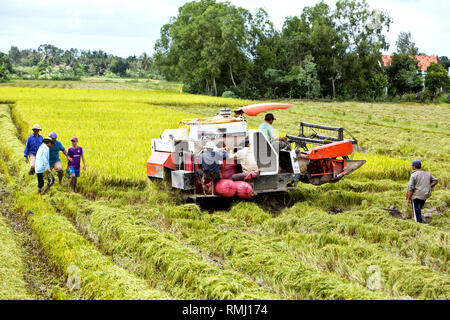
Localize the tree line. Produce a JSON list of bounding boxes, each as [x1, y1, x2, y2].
[[154, 0, 449, 101], [1, 0, 449, 102], [0, 44, 156, 81]]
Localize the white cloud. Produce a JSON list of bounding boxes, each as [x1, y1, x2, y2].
[[1, 0, 449, 57], [67, 8, 81, 30]]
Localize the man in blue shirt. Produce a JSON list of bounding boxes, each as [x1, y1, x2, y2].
[[24, 124, 43, 175], [35, 137, 55, 194], [48, 131, 72, 184], [258, 113, 287, 143], [197, 141, 226, 194]]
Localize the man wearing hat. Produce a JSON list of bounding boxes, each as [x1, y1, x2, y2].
[[67, 137, 86, 192], [48, 132, 72, 185], [197, 141, 226, 194], [258, 113, 288, 143], [35, 137, 55, 194], [406, 160, 439, 223], [24, 124, 43, 175]]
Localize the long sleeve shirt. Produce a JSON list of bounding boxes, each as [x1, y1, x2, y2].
[[229, 147, 258, 174], [24, 134, 43, 157], [35, 144, 50, 174], [200, 150, 226, 173], [406, 169, 438, 200], [259, 121, 274, 141]]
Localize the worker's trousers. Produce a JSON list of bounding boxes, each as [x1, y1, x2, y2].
[[411, 198, 426, 223]]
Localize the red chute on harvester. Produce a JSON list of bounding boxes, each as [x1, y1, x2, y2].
[[234, 103, 293, 116]]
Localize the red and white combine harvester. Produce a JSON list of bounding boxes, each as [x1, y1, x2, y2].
[[147, 103, 365, 200]]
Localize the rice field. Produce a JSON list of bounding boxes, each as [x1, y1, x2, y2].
[[0, 84, 449, 300]]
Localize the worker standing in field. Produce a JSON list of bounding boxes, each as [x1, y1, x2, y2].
[[48, 132, 72, 185], [35, 137, 55, 194], [67, 137, 86, 192], [406, 160, 438, 223], [24, 124, 43, 175]]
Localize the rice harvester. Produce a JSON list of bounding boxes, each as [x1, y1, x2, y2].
[[146, 103, 365, 199]]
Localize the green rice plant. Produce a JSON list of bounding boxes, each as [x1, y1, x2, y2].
[[132, 203, 391, 299], [49, 194, 278, 300], [0, 87, 252, 108], [277, 202, 449, 272], [0, 215, 34, 299], [0, 105, 171, 300], [12, 99, 197, 184], [14, 194, 170, 300], [205, 204, 450, 299], [351, 153, 411, 181]]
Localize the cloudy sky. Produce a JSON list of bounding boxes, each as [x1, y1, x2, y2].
[[1, 0, 448, 57]]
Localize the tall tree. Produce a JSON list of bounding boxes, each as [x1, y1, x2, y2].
[[154, 0, 253, 96], [396, 31, 418, 55], [425, 62, 449, 96], [386, 54, 422, 95], [335, 0, 392, 98]]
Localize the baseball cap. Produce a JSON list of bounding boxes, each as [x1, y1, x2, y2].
[[265, 113, 276, 121], [43, 137, 52, 143], [70, 137, 78, 142], [410, 160, 421, 168], [49, 132, 57, 139]]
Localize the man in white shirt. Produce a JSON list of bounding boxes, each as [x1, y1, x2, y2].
[[228, 138, 260, 181], [35, 137, 55, 194]]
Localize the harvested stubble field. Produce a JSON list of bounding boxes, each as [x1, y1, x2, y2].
[[0, 84, 449, 300]]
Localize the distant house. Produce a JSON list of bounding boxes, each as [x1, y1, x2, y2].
[[381, 55, 439, 89], [381, 55, 439, 76]]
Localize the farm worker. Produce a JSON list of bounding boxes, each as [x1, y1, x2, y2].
[[48, 131, 72, 185], [24, 124, 43, 175], [197, 141, 226, 194], [258, 113, 288, 143], [67, 137, 86, 192], [35, 137, 55, 195], [228, 138, 260, 182], [406, 160, 438, 223]]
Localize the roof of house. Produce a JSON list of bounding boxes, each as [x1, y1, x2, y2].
[[381, 55, 439, 71]]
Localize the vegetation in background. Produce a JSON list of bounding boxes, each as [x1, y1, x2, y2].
[[154, 0, 392, 100], [2, 0, 449, 102]]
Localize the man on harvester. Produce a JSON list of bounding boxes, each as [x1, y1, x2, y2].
[[197, 141, 227, 194], [228, 138, 260, 182], [259, 113, 288, 143]]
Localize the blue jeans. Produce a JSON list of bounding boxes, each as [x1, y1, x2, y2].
[[411, 198, 426, 223]]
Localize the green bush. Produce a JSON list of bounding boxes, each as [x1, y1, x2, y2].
[[222, 90, 236, 98], [402, 93, 416, 102]]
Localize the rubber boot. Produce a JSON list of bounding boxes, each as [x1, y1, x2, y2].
[[71, 177, 77, 192], [42, 184, 50, 195], [57, 171, 63, 185]]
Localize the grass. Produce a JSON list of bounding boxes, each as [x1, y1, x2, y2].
[[49, 192, 278, 300], [0, 215, 34, 299], [0, 81, 449, 300]]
